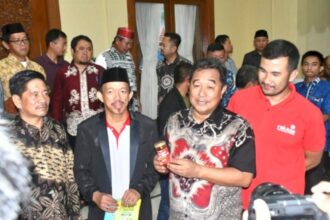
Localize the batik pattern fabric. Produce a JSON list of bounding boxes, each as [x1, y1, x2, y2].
[[166, 107, 255, 220], [51, 63, 104, 136], [11, 116, 80, 220], [295, 77, 330, 152], [221, 68, 237, 108], [102, 47, 139, 111], [0, 53, 45, 100], [156, 55, 191, 104]]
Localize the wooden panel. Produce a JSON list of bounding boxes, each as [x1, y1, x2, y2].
[[0, 0, 61, 60]]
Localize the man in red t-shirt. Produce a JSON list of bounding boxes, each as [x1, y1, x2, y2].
[[228, 39, 325, 209]]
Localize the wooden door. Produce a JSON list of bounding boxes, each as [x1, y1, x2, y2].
[[0, 0, 61, 59]]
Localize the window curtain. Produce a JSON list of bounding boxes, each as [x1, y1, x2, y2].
[[175, 4, 197, 63], [136, 3, 163, 119]]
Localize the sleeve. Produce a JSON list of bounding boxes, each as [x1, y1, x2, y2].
[[130, 120, 160, 198], [64, 143, 81, 218], [73, 123, 99, 202], [228, 120, 256, 175], [242, 54, 248, 66], [50, 70, 64, 121], [227, 91, 238, 113], [95, 53, 107, 69], [303, 107, 326, 152], [321, 85, 330, 115]]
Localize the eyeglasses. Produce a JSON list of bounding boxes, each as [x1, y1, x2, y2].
[[8, 38, 30, 45]]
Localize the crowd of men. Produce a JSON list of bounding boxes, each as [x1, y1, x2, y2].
[[0, 21, 329, 220]]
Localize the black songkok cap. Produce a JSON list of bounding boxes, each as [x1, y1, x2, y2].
[[1, 23, 26, 41], [254, 29, 268, 38], [99, 67, 130, 88]]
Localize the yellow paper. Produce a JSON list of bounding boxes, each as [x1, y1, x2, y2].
[[104, 199, 141, 220]]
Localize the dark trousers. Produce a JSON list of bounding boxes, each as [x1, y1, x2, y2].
[[305, 152, 328, 194], [157, 175, 169, 220]]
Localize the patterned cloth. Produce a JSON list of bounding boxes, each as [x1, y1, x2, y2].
[[295, 77, 330, 152], [156, 55, 191, 104], [96, 47, 139, 111], [11, 116, 80, 220], [50, 62, 104, 136], [225, 57, 237, 76], [0, 53, 45, 100], [221, 68, 237, 108], [166, 107, 255, 220]]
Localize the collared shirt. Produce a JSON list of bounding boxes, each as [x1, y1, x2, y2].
[[35, 54, 69, 90], [156, 55, 191, 104], [295, 77, 330, 151], [106, 116, 131, 199], [0, 53, 45, 100], [228, 84, 325, 208], [50, 62, 104, 136], [11, 116, 80, 220], [166, 107, 255, 220]]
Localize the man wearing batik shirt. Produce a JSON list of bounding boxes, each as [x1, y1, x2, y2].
[[0, 22, 45, 114], [51, 35, 104, 147], [295, 50, 330, 193], [157, 32, 191, 104], [95, 27, 139, 111], [9, 70, 80, 220], [154, 58, 255, 220]]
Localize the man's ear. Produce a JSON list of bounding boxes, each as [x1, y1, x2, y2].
[[12, 95, 22, 109], [289, 69, 299, 82], [2, 41, 9, 50], [129, 91, 134, 101], [97, 91, 104, 103], [221, 85, 227, 96]]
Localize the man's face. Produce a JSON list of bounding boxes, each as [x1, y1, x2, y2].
[[115, 37, 133, 54], [324, 58, 330, 77], [254, 37, 268, 53], [190, 68, 226, 122], [50, 37, 67, 56], [98, 82, 133, 116], [13, 78, 49, 120], [302, 56, 323, 79], [2, 32, 29, 60], [72, 40, 93, 65], [258, 57, 297, 99], [160, 36, 176, 58], [223, 38, 233, 54], [207, 50, 227, 64]]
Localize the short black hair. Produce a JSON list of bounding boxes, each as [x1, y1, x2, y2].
[[301, 50, 324, 66], [9, 70, 47, 97], [215, 34, 229, 45], [236, 65, 259, 89], [191, 58, 227, 85], [207, 43, 224, 52], [45, 29, 66, 47], [262, 39, 300, 72], [164, 32, 181, 48], [71, 35, 92, 50], [174, 62, 193, 84]]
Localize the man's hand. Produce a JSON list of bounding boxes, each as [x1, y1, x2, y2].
[[92, 191, 118, 212], [153, 155, 169, 174], [121, 189, 141, 207], [167, 158, 200, 178]]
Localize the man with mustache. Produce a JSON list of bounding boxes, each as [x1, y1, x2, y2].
[[154, 58, 256, 220], [51, 35, 104, 148], [0, 22, 45, 114], [95, 27, 139, 111], [228, 40, 326, 209], [74, 67, 159, 220], [9, 70, 80, 219]]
